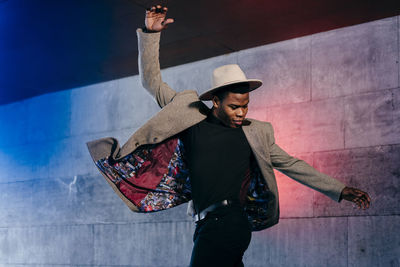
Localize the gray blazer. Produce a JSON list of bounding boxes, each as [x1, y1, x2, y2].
[[86, 28, 346, 229]]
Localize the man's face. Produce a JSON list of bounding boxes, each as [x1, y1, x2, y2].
[[212, 91, 249, 128]]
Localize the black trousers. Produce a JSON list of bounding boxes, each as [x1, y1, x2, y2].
[[189, 205, 252, 267]]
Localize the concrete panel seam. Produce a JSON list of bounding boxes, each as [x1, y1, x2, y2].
[[278, 215, 399, 222], [397, 15, 400, 89], [91, 223, 95, 265], [310, 35, 313, 102], [342, 142, 400, 152], [341, 95, 345, 151], [257, 93, 339, 110], [0, 125, 139, 150], [0, 220, 195, 229], [312, 143, 400, 155], [0, 175, 96, 186], [342, 86, 400, 99], [2, 264, 158, 267], [310, 86, 400, 105], [250, 98, 313, 109], [343, 93, 347, 149], [312, 152, 315, 218], [346, 216, 349, 267]]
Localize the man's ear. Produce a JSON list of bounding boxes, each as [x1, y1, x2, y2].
[[212, 95, 220, 109]]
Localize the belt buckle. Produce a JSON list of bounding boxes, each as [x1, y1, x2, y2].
[[194, 212, 205, 223], [194, 199, 233, 223]]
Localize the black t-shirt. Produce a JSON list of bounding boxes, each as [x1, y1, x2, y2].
[[179, 112, 252, 213]]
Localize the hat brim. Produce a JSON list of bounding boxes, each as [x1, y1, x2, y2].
[[199, 79, 263, 101]]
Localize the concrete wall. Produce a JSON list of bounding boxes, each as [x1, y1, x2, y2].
[[0, 16, 399, 267]]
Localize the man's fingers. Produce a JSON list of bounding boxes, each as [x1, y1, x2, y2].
[[155, 5, 168, 13], [146, 5, 168, 16], [362, 194, 371, 209], [352, 197, 360, 207], [361, 199, 368, 209], [353, 196, 370, 210], [147, 6, 158, 13], [342, 187, 371, 210], [359, 192, 371, 207], [365, 193, 371, 203], [162, 18, 174, 26], [351, 197, 362, 209]]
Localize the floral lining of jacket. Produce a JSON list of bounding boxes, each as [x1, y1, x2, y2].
[[95, 135, 276, 232]]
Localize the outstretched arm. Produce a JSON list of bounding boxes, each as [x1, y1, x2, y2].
[[267, 123, 371, 209], [137, 5, 176, 108]]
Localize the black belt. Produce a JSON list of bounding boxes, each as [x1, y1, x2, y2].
[[194, 199, 240, 223]]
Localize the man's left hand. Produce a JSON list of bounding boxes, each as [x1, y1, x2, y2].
[[145, 5, 174, 32], [340, 187, 371, 210]]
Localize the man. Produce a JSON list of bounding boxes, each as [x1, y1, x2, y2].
[[87, 5, 371, 267]]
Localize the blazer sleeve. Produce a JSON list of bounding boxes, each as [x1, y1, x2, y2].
[[267, 123, 346, 202], [137, 28, 177, 108]]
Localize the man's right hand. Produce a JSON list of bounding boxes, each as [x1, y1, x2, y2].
[[340, 187, 371, 210], [145, 5, 174, 32]]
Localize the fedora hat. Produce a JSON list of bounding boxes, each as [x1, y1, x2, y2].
[[198, 64, 262, 101]]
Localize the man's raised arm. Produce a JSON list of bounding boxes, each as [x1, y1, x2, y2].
[[137, 5, 176, 108]]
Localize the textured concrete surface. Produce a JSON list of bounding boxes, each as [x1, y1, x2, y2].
[[94, 221, 194, 266], [162, 52, 238, 97], [0, 174, 191, 228], [0, 15, 399, 266], [264, 98, 345, 154], [26, 90, 72, 144], [313, 144, 400, 217], [0, 127, 140, 183], [70, 77, 159, 137], [0, 100, 30, 148], [244, 217, 348, 267], [0, 181, 35, 227], [348, 216, 400, 267], [0, 228, 7, 263], [312, 17, 399, 100], [238, 37, 311, 108], [6, 224, 94, 265], [344, 88, 400, 148]]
